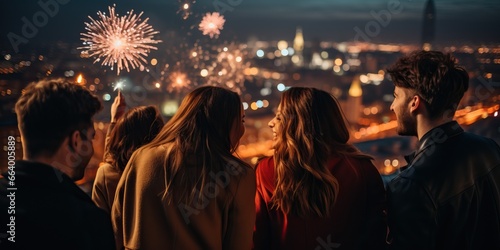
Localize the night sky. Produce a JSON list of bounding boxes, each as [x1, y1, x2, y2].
[[1, 0, 499, 53]]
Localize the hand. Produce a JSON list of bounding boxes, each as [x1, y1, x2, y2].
[[111, 91, 126, 123]]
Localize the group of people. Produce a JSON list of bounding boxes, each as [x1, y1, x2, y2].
[[1, 50, 499, 250]]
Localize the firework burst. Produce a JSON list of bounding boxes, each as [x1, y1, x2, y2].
[[79, 5, 162, 75], [198, 12, 225, 38], [177, 1, 195, 20], [203, 44, 250, 93], [167, 70, 191, 93]]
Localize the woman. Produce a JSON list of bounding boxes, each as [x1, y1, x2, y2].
[[254, 87, 386, 249], [112, 86, 256, 250], [92, 104, 164, 214]]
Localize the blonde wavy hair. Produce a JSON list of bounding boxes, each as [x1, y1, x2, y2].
[[273, 87, 372, 217]]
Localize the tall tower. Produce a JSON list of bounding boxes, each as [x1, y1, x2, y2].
[[293, 26, 304, 67], [421, 0, 436, 51], [345, 75, 363, 124]]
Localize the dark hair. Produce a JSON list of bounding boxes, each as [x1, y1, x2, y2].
[[106, 106, 164, 171], [387, 50, 469, 119], [15, 78, 102, 158], [273, 87, 372, 217], [146, 85, 249, 205]]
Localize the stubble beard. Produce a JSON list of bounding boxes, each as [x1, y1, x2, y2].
[[397, 108, 417, 137]]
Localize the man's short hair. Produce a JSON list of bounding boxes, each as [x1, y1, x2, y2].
[[387, 51, 469, 119], [15, 78, 102, 158]]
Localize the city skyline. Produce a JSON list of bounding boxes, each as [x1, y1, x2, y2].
[[1, 0, 500, 54]]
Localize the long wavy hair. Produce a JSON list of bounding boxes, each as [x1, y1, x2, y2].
[[145, 86, 249, 205], [106, 106, 164, 171], [272, 87, 372, 218]]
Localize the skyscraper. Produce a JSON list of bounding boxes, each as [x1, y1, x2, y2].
[[422, 0, 436, 51]]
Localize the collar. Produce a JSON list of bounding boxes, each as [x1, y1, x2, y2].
[[5, 160, 93, 202], [407, 121, 464, 165]]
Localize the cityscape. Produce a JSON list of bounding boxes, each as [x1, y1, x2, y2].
[[1, 0, 499, 189]]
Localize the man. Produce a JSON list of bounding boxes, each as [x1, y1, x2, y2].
[[0, 79, 115, 249], [386, 50, 500, 249]]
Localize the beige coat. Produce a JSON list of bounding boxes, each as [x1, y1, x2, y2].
[[112, 145, 256, 250], [92, 162, 122, 214]]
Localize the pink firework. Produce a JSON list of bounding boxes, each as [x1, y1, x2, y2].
[[167, 71, 191, 93], [79, 5, 161, 75], [198, 12, 225, 38]]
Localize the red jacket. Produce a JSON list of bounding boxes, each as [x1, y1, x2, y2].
[[254, 156, 387, 250]]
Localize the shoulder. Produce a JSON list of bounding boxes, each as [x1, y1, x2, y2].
[[132, 145, 165, 159], [127, 146, 167, 171], [95, 163, 120, 183], [255, 156, 274, 175], [346, 156, 377, 169], [387, 173, 436, 209], [388, 170, 431, 199], [413, 132, 500, 175], [462, 132, 500, 152], [96, 162, 118, 176], [333, 155, 379, 177], [254, 156, 275, 192], [433, 131, 499, 156]]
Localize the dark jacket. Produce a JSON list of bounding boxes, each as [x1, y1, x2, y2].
[[254, 156, 387, 250], [387, 121, 500, 249], [0, 160, 115, 250]]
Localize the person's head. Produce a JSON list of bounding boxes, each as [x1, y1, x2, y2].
[[387, 50, 469, 136], [268, 87, 370, 218], [149, 85, 247, 204], [107, 105, 164, 171], [269, 87, 351, 152], [15, 78, 102, 180], [152, 85, 245, 152]]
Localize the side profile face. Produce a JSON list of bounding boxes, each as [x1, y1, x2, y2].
[[390, 86, 417, 136], [72, 124, 96, 180], [230, 104, 246, 148], [268, 105, 283, 149]]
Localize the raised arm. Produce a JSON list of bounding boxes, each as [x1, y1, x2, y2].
[[103, 91, 126, 161]]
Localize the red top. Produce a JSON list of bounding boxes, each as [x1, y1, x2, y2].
[[254, 156, 387, 250]]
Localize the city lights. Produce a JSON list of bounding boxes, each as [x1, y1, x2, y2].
[[2, 0, 499, 180]]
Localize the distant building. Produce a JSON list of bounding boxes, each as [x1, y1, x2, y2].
[[422, 0, 436, 51], [293, 27, 304, 67], [344, 75, 363, 125]]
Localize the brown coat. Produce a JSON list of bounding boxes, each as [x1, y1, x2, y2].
[[112, 145, 256, 250]]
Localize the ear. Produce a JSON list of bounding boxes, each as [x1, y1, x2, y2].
[[67, 130, 81, 152], [409, 95, 422, 113]]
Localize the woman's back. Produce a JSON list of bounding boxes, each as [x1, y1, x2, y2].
[[112, 86, 256, 249], [113, 145, 256, 249], [254, 155, 386, 250]]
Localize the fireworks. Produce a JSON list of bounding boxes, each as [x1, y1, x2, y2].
[[167, 71, 191, 93], [113, 80, 125, 91], [177, 1, 194, 20], [203, 44, 250, 93], [79, 5, 161, 75], [153, 43, 249, 94], [199, 12, 225, 38]]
